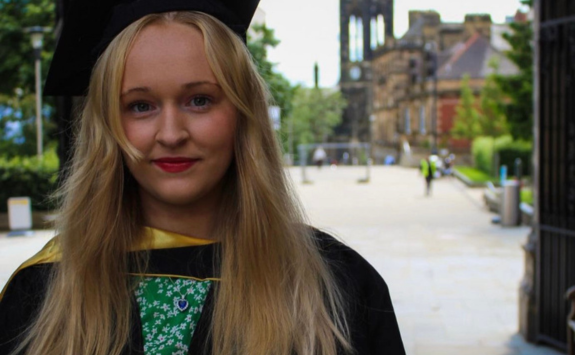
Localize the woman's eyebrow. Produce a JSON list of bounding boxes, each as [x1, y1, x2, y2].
[[183, 81, 221, 89], [120, 86, 151, 97], [120, 81, 221, 97]]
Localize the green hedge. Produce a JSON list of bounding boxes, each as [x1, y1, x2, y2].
[[472, 135, 511, 175], [0, 150, 59, 213], [472, 135, 532, 177]]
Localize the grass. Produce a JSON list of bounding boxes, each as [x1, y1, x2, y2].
[[455, 166, 497, 184]]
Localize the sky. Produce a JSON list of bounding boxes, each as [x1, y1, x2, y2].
[[258, 0, 527, 88]]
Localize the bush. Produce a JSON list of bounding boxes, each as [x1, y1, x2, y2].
[[471, 135, 531, 176], [472, 136, 495, 175], [0, 150, 59, 213]]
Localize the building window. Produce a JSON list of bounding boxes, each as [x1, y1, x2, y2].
[[377, 14, 385, 46], [405, 108, 411, 134], [349, 16, 357, 62], [419, 105, 426, 134], [356, 17, 363, 61], [349, 15, 364, 62], [370, 18, 377, 50], [371, 15, 386, 50]]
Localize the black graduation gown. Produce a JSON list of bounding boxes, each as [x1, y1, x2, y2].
[[0, 230, 405, 355]]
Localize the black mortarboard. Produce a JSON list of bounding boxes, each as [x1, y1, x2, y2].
[[44, 0, 260, 96]]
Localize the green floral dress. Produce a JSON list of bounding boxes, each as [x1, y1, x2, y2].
[[134, 277, 212, 355]]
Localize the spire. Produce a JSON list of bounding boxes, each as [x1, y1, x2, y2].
[[314, 62, 319, 89]]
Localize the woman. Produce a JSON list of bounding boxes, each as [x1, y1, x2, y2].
[[0, 1, 405, 355]]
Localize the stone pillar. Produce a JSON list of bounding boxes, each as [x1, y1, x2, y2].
[[519, 229, 538, 342]]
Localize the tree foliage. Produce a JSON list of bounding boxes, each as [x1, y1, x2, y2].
[[0, 0, 56, 158], [478, 58, 509, 137], [247, 24, 296, 127], [453, 67, 509, 141], [0, 92, 55, 157], [0, 0, 55, 95], [289, 87, 346, 147], [452, 74, 481, 139], [494, 0, 533, 140]]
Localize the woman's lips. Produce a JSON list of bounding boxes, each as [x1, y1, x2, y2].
[[152, 157, 198, 173]]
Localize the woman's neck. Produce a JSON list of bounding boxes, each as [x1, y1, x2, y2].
[[139, 194, 218, 240]]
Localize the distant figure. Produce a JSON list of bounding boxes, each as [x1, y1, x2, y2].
[[384, 155, 396, 165], [420, 157, 437, 196], [313, 146, 327, 169], [342, 152, 350, 165]]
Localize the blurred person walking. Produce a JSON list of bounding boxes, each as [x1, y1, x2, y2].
[[420, 157, 437, 196], [313, 146, 327, 169]]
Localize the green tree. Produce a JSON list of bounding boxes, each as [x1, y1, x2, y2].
[[247, 24, 296, 127], [477, 58, 509, 137], [0, 0, 56, 158], [452, 74, 481, 139], [289, 87, 346, 147], [0, 92, 55, 158], [494, 0, 533, 140], [0, 0, 56, 95]]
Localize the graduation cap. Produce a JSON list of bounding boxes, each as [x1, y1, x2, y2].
[[44, 0, 260, 96]]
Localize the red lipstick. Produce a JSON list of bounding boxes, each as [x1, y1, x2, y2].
[[152, 157, 197, 173]]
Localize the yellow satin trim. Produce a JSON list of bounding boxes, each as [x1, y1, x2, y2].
[[139, 226, 216, 249], [0, 227, 217, 301]]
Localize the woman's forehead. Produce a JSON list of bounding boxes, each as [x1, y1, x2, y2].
[[123, 22, 218, 92]]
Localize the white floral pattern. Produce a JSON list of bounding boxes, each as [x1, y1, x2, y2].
[[134, 277, 211, 355]]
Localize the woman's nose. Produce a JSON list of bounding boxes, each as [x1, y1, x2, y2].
[[155, 106, 190, 147]]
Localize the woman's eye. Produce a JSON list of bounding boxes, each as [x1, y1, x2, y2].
[[190, 96, 211, 108], [129, 102, 152, 113]]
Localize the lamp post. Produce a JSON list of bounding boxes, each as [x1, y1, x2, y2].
[[25, 26, 48, 157]]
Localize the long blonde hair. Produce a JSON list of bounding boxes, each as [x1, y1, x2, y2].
[[19, 12, 351, 355]]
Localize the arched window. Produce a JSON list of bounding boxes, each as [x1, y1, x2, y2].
[[356, 17, 364, 61], [377, 14, 386, 46], [419, 105, 426, 134], [405, 107, 411, 134], [370, 17, 378, 50], [349, 15, 357, 62]]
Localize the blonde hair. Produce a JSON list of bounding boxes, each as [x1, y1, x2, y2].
[[18, 12, 351, 355]]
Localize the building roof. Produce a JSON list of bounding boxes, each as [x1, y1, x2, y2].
[[437, 33, 518, 80]]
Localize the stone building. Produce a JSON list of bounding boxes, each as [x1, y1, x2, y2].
[[370, 10, 519, 164], [337, 0, 394, 143]]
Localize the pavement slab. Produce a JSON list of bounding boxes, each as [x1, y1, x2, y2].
[[0, 166, 564, 355]]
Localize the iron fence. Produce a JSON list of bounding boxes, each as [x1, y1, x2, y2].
[[538, 0, 575, 348]]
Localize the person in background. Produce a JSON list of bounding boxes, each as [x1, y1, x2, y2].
[[421, 156, 437, 196], [313, 145, 327, 169]]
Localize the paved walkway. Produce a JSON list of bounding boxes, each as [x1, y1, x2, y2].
[[289, 166, 560, 355], [0, 166, 563, 355]]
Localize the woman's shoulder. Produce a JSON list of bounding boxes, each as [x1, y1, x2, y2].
[[0, 237, 59, 302], [0, 237, 59, 353], [0, 263, 53, 354], [311, 228, 406, 355], [312, 228, 389, 290]]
